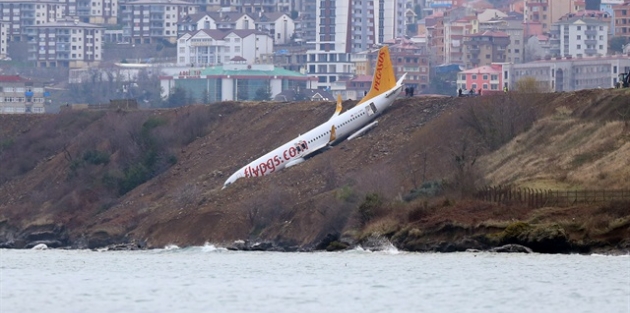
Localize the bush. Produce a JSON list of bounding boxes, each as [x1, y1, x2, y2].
[[82, 149, 110, 165], [119, 163, 150, 195], [357, 193, 382, 225], [403, 181, 443, 202]]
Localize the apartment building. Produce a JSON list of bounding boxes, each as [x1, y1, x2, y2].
[[462, 30, 510, 69], [0, 75, 47, 114], [549, 16, 608, 57], [120, 0, 198, 44], [601, 0, 623, 34], [240, 0, 291, 13], [478, 17, 525, 64], [444, 15, 474, 65], [426, 12, 445, 64], [0, 0, 72, 41], [526, 34, 553, 61], [523, 0, 577, 33], [176, 29, 273, 66], [77, 0, 117, 24], [25, 17, 104, 68], [293, 0, 315, 46], [0, 0, 117, 43], [614, 1, 630, 37], [389, 38, 430, 92], [0, 22, 6, 59]]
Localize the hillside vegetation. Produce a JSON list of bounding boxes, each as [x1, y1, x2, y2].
[[0, 89, 629, 252]]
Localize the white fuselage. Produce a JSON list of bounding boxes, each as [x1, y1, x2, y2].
[[223, 75, 406, 188]]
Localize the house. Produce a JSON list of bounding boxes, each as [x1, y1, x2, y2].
[[176, 29, 273, 67], [456, 64, 503, 94]]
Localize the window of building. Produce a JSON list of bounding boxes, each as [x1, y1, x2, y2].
[[482, 74, 488, 80], [483, 84, 488, 90], [472, 74, 477, 79], [577, 44, 581, 49]]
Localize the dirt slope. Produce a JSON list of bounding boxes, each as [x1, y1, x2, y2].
[[0, 89, 629, 251]]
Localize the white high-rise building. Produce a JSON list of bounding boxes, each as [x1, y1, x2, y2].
[[306, 0, 404, 89], [549, 17, 608, 57]]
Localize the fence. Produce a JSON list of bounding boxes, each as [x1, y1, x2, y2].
[[475, 186, 630, 208]]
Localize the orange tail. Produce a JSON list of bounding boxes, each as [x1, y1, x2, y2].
[[358, 46, 397, 105]]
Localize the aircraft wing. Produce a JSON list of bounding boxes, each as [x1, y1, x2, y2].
[[302, 142, 330, 159]]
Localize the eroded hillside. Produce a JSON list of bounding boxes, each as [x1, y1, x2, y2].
[[0, 89, 629, 252]]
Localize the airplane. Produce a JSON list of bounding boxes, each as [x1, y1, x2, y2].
[[222, 46, 407, 189]]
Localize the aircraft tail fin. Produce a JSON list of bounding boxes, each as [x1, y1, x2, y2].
[[358, 46, 397, 105], [330, 94, 342, 119]]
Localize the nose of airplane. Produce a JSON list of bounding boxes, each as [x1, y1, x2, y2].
[[222, 171, 243, 189]]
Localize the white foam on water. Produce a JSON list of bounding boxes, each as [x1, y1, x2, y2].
[[163, 244, 180, 250], [201, 242, 227, 253], [590, 253, 630, 257]]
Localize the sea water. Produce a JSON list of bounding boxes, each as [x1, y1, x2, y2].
[[1, 246, 629, 313]]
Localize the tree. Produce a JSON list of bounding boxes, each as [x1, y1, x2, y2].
[[201, 89, 209, 104], [254, 86, 272, 101], [515, 77, 547, 93], [166, 87, 187, 107], [609, 36, 629, 53]]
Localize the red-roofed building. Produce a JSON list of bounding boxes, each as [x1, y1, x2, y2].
[[456, 64, 504, 94], [462, 30, 510, 69], [0, 75, 47, 114], [389, 39, 431, 92]]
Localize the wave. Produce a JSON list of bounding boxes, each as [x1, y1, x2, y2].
[[590, 253, 630, 257]]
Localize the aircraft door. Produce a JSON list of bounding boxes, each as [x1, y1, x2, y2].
[[366, 102, 378, 117]]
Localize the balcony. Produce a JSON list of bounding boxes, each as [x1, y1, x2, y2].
[[56, 43, 71, 52], [584, 39, 597, 45], [585, 48, 598, 55], [149, 6, 164, 13], [585, 29, 597, 36]]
